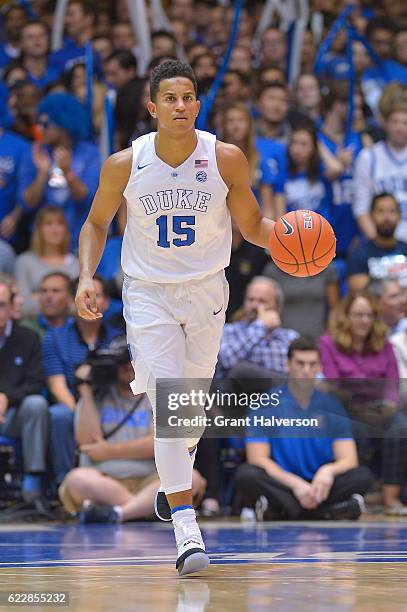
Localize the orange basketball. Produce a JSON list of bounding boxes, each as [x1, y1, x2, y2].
[[269, 210, 336, 277]]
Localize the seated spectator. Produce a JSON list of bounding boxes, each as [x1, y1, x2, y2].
[[59, 338, 206, 523], [15, 206, 79, 318], [0, 281, 49, 505], [225, 223, 268, 321], [291, 73, 322, 124], [262, 258, 339, 339], [259, 26, 287, 73], [372, 279, 407, 336], [255, 82, 290, 143], [361, 18, 407, 116], [0, 5, 27, 70], [319, 291, 407, 515], [318, 83, 363, 256], [151, 30, 177, 59], [216, 276, 298, 379], [104, 50, 138, 91], [235, 337, 373, 520], [7, 80, 42, 142], [353, 90, 407, 241], [18, 21, 61, 90], [0, 125, 31, 247], [274, 123, 332, 221], [218, 102, 273, 212], [43, 276, 122, 490], [347, 193, 407, 292], [22, 93, 100, 251], [22, 272, 73, 338], [49, 0, 99, 75], [0, 239, 15, 275], [64, 63, 107, 134], [0, 273, 23, 322]]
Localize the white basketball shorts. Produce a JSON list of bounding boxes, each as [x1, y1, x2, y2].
[[122, 270, 229, 402]]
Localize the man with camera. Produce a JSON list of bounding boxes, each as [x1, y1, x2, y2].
[[43, 275, 122, 490], [59, 337, 206, 523]]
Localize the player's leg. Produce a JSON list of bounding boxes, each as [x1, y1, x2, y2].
[[123, 277, 209, 575]]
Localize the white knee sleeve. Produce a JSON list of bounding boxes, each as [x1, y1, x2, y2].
[[154, 438, 193, 494]]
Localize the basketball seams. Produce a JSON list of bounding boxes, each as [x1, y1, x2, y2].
[[313, 239, 337, 266], [293, 211, 310, 276], [271, 224, 300, 273], [269, 210, 336, 277], [311, 214, 323, 263]]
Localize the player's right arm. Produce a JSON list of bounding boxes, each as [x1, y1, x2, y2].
[[75, 149, 132, 320]]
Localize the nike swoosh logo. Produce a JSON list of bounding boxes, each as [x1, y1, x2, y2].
[[282, 218, 294, 235], [213, 306, 223, 315], [137, 163, 152, 170]]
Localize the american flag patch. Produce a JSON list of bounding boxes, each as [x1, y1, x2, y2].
[[195, 159, 208, 168]]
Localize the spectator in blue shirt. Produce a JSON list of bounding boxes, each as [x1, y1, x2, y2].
[[235, 337, 374, 520], [22, 92, 100, 251], [0, 5, 27, 70], [18, 21, 61, 91], [43, 276, 121, 488], [0, 126, 31, 245], [21, 272, 74, 338], [347, 193, 407, 292], [49, 0, 97, 75], [318, 83, 363, 256], [273, 123, 332, 222]]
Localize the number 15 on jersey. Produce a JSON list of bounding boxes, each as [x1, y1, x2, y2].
[[156, 215, 196, 248]]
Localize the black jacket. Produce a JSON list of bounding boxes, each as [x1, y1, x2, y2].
[[0, 322, 45, 407]]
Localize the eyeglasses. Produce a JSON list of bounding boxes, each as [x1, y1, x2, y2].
[[349, 312, 375, 320]]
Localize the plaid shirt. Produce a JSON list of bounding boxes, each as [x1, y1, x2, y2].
[[216, 320, 299, 378]]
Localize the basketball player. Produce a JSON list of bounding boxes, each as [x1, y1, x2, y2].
[[75, 60, 274, 576]]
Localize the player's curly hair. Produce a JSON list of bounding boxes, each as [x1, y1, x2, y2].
[[330, 291, 387, 354], [150, 60, 198, 101]]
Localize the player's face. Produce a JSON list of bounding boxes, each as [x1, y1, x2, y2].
[[372, 196, 400, 237], [348, 297, 375, 341], [288, 350, 321, 380], [385, 112, 407, 149], [148, 78, 200, 133]]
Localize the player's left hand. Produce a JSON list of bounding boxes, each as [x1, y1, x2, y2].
[[80, 438, 111, 462], [311, 465, 334, 504], [75, 277, 103, 320]]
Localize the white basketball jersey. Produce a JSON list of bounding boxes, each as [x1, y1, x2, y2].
[[364, 142, 407, 239], [122, 130, 231, 283]]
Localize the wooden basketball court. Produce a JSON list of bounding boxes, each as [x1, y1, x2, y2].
[[1, 519, 407, 610]]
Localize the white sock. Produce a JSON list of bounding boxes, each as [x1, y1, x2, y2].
[[158, 445, 197, 493], [172, 507, 205, 552], [113, 506, 124, 522], [154, 438, 193, 494]]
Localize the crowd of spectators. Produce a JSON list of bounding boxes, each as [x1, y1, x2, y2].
[[1, 0, 407, 522]]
